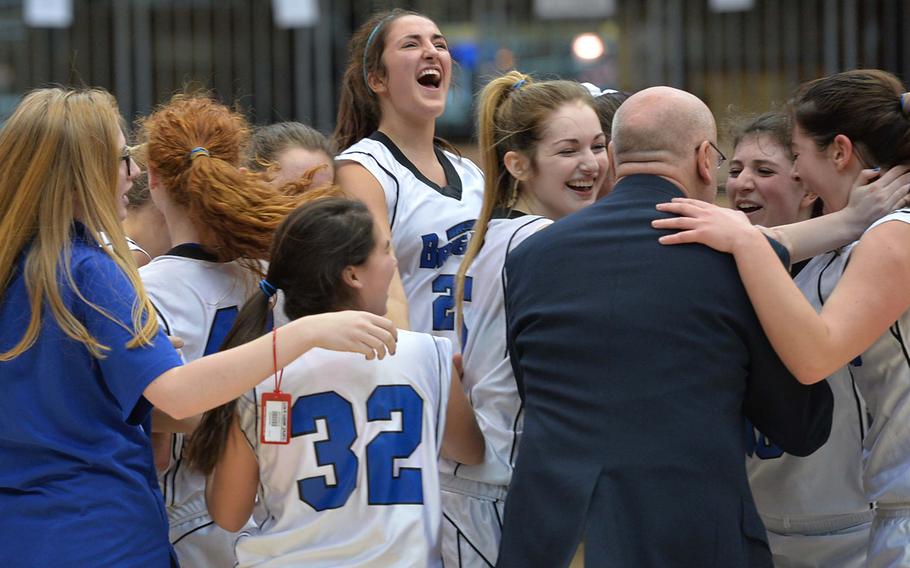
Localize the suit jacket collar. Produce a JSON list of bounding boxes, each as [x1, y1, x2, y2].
[[612, 174, 687, 201]]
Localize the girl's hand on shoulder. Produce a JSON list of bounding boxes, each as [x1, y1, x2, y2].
[[302, 310, 398, 360], [652, 198, 761, 254], [844, 166, 910, 230]]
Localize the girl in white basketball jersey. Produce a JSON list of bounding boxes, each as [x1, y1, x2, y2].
[[140, 95, 334, 568], [333, 9, 484, 342], [190, 198, 483, 568], [727, 111, 873, 568], [656, 69, 910, 568], [441, 72, 609, 567]]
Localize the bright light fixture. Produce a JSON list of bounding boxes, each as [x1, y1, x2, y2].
[[572, 33, 604, 61]]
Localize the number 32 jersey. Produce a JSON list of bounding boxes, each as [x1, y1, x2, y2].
[[235, 330, 453, 568], [338, 133, 484, 347]]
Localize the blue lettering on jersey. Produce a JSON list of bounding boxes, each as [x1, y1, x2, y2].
[[744, 419, 784, 460], [293, 392, 359, 511], [203, 306, 239, 355], [366, 385, 424, 505], [432, 274, 472, 341], [292, 385, 426, 511], [419, 220, 476, 269]]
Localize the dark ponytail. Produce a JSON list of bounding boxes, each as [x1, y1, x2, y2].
[[792, 69, 910, 168], [187, 197, 376, 474]]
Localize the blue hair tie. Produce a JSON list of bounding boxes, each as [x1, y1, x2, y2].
[[259, 279, 278, 298], [511, 78, 527, 92], [900, 92, 910, 117], [362, 15, 394, 90], [189, 147, 210, 161]]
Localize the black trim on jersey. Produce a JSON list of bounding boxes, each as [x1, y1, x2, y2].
[[172, 520, 215, 545], [493, 501, 504, 530], [164, 243, 219, 262], [432, 335, 446, 449], [340, 150, 402, 231], [499, 216, 548, 358], [443, 513, 496, 567], [369, 131, 464, 201], [814, 252, 840, 307], [890, 320, 910, 378], [153, 303, 171, 336], [169, 440, 184, 509], [490, 207, 529, 220], [816, 250, 871, 494]]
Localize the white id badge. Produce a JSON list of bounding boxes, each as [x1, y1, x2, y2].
[[260, 391, 291, 445]]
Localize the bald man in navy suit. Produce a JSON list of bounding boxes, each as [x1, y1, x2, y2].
[[497, 87, 833, 568]]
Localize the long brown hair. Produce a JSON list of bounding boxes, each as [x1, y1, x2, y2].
[[455, 73, 592, 340], [141, 94, 317, 273], [188, 198, 376, 474], [0, 88, 158, 360]]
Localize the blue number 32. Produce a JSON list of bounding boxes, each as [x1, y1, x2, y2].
[[291, 385, 424, 511]]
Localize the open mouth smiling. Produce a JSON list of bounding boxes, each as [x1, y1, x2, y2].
[[566, 179, 595, 193], [417, 68, 442, 88], [736, 201, 763, 215]]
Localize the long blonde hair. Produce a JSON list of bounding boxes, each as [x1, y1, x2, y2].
[[455, 72, 592, 339], [0, 88, 158, 360]]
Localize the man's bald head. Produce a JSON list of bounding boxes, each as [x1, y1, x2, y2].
[[611, 87, 716, 166]]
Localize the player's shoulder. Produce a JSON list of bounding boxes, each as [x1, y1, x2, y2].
[[337, 137, 390, 163], [396, 330, 451, 357], [867, 207, 910, 233]]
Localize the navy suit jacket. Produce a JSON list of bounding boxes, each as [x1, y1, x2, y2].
[[497, 175, 833, 568]]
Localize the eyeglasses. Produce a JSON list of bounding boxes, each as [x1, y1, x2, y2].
[[696, 140, 726, 169], [120, 146, 133, 177]]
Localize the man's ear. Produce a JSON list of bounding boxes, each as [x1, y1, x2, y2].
[[503, 150, 531, 182], [695, 141, 713, 185], [341, 265, 363, 290]]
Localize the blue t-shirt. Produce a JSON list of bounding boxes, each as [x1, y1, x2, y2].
[[0, 226, 183, 567]]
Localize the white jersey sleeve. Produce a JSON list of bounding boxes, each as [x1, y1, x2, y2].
[[234, 330, 452, 568], [439, 215, 551, 489], [338, 134, 484, 347]]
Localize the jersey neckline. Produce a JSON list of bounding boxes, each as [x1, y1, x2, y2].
[[164, 243, 219, 262], [369, 131, 464, 200]]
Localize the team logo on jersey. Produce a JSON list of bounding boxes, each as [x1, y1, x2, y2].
[[419, 219, 476, 269]]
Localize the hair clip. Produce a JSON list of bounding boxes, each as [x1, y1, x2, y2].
[[581, 82, 619, 98], [189, 147, 210, 160], [259, 279, 278, 298]]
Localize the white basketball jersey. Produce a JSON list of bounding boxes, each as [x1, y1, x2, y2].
[[843, 210, 910, 504], [234, 330, 452, 568], [746, 250, 872, 533], [140, 245, 258, 537], [439, 215, 551, 489], [338, 133, 484, 347]]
